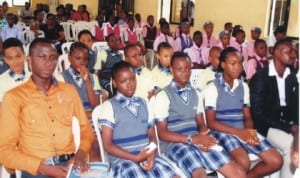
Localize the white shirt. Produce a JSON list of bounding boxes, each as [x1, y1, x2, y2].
[[268, 60, 290, 106]]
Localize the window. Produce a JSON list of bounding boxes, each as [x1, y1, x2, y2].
[[268, 0, 291, 35], [161, 0, 195, 25], [0, 0, 29, 6]]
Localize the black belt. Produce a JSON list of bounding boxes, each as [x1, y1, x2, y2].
[[44, 153, 74, 165]]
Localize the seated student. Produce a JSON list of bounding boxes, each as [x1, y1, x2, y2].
[[230, 29, 248, 61], [103, 14, 121, 38], [0, 38, 31, 104], [24, 20, 45, 45], [123, 17, 140, 45], [0, 38, 94, 178], [292, 131, 299, 178], [143, 15, 157, 50], [94, 61, 178, 178], [134, 13, 146, 29], [201, 21, 218, 48], [203, 47, 283, 178], [153, 52, 246, 178], [247, 27, 262, 58], [78, 30, 98, 74], [174, 21, 193, 52], [224, 22, 233, 35], [96, 34, 123, 95], [184, 31, 209, 69], [215, 30, 231, 50], [72, 5, 89, 21], [244, 39, 269, 81], [249, 39, 298, 178], [40, 13, 66, 54], [267, 26, 286, 55], [196, 46, 221, 91], [150, 42, 173, 91], [91, 12, 105, 42], [0, 13, 23, 42], [124, 44, 153, 100], [57, 42, 107, 161], [153, 21, 175, 52]]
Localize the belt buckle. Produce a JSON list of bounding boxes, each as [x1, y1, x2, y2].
[[44, 158, 55, 166]]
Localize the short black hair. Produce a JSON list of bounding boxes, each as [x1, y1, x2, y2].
[[273, 38, 292, 51], [274, 25, 287, 35], [29, 38, 55, 55], [193, 30, 202, 38], [124, 43, 138, 57], [69, 42, 89, 54], [254, 39, 266, 48], [3, 38, 24, 54], [170, 52, 190, 66], [157, 42, 172, 53], [224, 22, 232, 28], [111, 61, 134, 80], [78, 29, 93, 40]]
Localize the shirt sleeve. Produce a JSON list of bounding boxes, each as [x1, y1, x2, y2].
[[195, 90, 204, 115], [243, 82, 250, 106], [0, 92, 42, 175], [152, 91, 170, 121], [203, 83, 218, 110], [92, 74, 101, 91], [95, 100, 115, 128]]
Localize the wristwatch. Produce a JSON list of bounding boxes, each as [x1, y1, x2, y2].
[[187, 134, 193, 144]]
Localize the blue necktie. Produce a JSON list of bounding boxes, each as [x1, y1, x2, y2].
[[178, 89, 189, 102]]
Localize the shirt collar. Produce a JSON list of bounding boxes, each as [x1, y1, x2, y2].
[[170, 80, 193, 93], [216, 74, 241, 92], [9, 69, 26, 81], [158, 63, 171, 75], [192, 43, 202, 51], [268, 60, 290, 78], [115, 92, 141, 107], [254, 53, 267, 61]]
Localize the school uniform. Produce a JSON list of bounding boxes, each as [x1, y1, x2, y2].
[[91, 25, 105, 42], [0, 68, 31, 102], [201, 33, 218, 48], [203, 75, 273, 155], [142, 24, 157, 49], [103, 23, 121, 38], [96, 48, 123, 90], [153, 33, 175, 52], [133, 67, 153, 100], [244, 53, 268, 80], [246, 39, 256, 58], [0, 24, 23, 42], [150, 64, 172, 90], [60, 67, 102, 111], [231, 40, 248, 61], [184, 43, 209, 66], [96, 92, 176, 178], [153, 81, 233, 177], [123, 28, 139, 44], [174, 33, 193, 52]]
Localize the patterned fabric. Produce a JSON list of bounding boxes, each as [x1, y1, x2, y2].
[[112, 156, 177, 178], [166, 142, 231, 177], [171, 81, 193, 103], [67, 67, 83, 87]]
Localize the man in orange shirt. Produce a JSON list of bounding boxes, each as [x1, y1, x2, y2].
[[0, 38, 94, 178]]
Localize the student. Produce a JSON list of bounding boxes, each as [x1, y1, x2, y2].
[[249, 39, 298, 178], [124, 44, 153, 100], [201, 21, 217, 48], [224, 22, 233, 35], [0, 38, 94, 177], [0, 38, 31, 103], [143, 15, 157, 50], [24, 20, 45, 45], [216, 30, 231, 50], [230, 29, 248, 61], [267, 26, 286, 55], [96, 34, 123, 95], [94, 61, 178, 178], [153, 21, 175, 52], [151, 42, 173, 91], [153, 52, 246, 178], [91, 12, 105, 42], [247, 27, 262, 58], [72, 5, 89, 21], [0, 13, 23, 42], [134, 13, 145, 29], [78, 30, 98, 74], [123, 17, 140, 45], [0, 6, 7, 33], [244, 39, 268, 81], [174, 21, 193, 52], [203, 47, 283, 178], [196, 46, 221, 91], [103, 14, 121, 38], [184, 31, 209, 69]]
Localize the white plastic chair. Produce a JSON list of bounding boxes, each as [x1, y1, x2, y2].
[[53, 54, 69, 76], [73, 21, 91, 41], [61, 42, 73, 55], [60, 21, 75, 42], [92, 42, 109, 53], [190, 69, 204, 90]]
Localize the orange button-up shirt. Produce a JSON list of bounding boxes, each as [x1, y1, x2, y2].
[[0, 78, 94, 175]]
